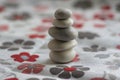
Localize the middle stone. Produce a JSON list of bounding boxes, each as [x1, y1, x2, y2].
[[48, 39, 77, 51], [49, 27, 77, 41]]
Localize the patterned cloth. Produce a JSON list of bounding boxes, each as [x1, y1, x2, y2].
[[0, 0, 120, 80]]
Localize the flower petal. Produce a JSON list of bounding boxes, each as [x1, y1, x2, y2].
[[27, 55, 39, 62], [99, 47, 106, 51], [11, 52, 32, 62], [23, 41, 35, 46], [17, 63, 30, 70], [11, 54, 19, 58], [72, 71, 84, 78], [72, 65, 83, 68], [50, 67, 63, 75], [33, 67, 43, 74], [2, 42, 13, 46], [8, 47, 19, 51], [22, 68, 32, 74], [83, 47, 91, 51], [72, 54, 80, 62], [20, 52, 30, 56], [94, 54, 110, 59], [14, 39, 24, 44], [14, 57, 24, 62], [5, 78, 19, 80], [43, 78, 56, 80], [58, 71, 71, 79], [0, 46, 9, 49], [78, 32, 86, 39], [34, 64, 44, 68], [27, 59, 36, 62], [31, 55, 39, 58], [22, 46, 33, 49]]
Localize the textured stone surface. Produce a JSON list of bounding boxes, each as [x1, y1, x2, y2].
[[48, 39, 77, 51], [49, 27, 77, 41], [50, 49, 76, 63], [49, 8, 77, 64], [55, 8, 72, 20], [53, 18, 73, 28]]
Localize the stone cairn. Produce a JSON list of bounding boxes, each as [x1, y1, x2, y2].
[[48, 8, 78, 63]]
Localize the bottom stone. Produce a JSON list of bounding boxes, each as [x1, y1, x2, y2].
[[49, 49, 76, 63]]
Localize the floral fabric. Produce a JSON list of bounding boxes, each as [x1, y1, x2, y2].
[[0, 0, 120, 80]]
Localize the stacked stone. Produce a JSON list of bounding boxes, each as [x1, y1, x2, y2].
[[48, 8, 78, 63]]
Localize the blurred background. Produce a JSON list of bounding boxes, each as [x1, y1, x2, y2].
[[0, 0, 120, 36], [0, 1, 120, 79], [0, 0, 120, 48]]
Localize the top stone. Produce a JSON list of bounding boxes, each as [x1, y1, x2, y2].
[[55, 8, 72, 20]]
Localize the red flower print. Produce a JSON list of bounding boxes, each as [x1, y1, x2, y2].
[[64, 67, 76, 72], [107, 13, 114, 20], [42, 18, 53, 23], [72, 54, 80, 62], [116, 45, 120, 50], [0, 25, 9, 31], [94, 12, 114, 20], [17, 63, 44, 74], [74, 22, 84, 29], [32, 25, 50, 32], [94, 13, 106, 20], [94, 23, 105, 28], [73, 13, 83, 20], [50, 65, 90, 79], [90, 72, 107, 80], [101, 5, 111, 11], [29, 34, 46, 39], [0, 6, 5, 12], [11, 52, 39, 62], [35, 5, 48, 11], [5, 78, 19, 80]]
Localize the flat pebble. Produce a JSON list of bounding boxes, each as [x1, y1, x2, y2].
[[53, 18, 73, 28], [55, 8, 72, 20], [50, 49, 76, 63], [48, 39, 77, 51], [49, 27, 77, 41]]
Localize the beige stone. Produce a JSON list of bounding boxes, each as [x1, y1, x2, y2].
[[50, 49, 76, 63], [49, 27, 77, 41], [53, 18, 73, 28], [48, 39, 77, 51], [55, 8, 72, 20]]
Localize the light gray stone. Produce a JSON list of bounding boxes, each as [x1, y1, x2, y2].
[[50, 49, 76, 63], [55, 8, 72, 20], [53, 18, 73, 28], [49, 27, 77, 41], [48, 39, 77, 51]]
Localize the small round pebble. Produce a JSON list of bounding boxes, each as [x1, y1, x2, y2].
[[49, 27, 77, 41], [53, 18, 73, 28], [55, 8, 72, 20], [50, 49, 76, 63], [48, 39, 77, 51]]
